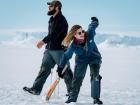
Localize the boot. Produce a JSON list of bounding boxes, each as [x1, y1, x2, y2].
[[93, 98, 103, 105], [23, 86, 40, 95], [65, 97, 77, 103], [66, 93, 70, 96]]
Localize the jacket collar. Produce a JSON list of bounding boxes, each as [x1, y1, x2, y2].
[[50, 11, 62, 20]]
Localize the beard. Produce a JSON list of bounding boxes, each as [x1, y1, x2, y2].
[[47, 9, 56, 16]]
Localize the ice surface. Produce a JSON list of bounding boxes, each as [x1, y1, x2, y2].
[[0, 33, 140, 105]]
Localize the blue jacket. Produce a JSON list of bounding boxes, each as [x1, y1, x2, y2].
[[59, 22, 102, 68]]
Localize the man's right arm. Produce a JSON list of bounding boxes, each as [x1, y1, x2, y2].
[[42, 33, 51, 44]]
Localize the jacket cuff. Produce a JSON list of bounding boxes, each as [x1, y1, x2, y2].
[[42, 38, 48, 44]]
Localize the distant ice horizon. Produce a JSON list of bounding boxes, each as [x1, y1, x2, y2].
[[0, 28, 140, 36], [0, 30, 140, 48]]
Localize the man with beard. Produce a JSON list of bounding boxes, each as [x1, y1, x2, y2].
[[23, 0, 73, 96]]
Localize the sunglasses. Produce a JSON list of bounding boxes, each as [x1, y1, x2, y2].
[[77, 30, 85, 35], [49, 5, 54, 8]]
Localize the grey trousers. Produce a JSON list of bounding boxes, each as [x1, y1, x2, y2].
[[69, 62, 102, 100], [32, 50, 73, 93]]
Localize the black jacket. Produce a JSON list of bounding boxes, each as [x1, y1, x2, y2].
[[42, 12, 68, 50]]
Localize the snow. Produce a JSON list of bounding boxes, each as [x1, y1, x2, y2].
[[0, 33, 140, 105]]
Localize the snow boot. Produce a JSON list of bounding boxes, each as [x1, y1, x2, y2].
[[93, 98, 103, 105], [23, 86, 40, 95], [65, 97, 77, 103], [66, 93, 69, 96]]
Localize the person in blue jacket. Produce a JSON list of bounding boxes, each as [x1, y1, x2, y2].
[[57, 17, 103, 104]]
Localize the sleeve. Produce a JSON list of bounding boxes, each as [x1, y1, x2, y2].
[[87, 21, 98, 40], [59, 43, 75, 68], [42, 17, 68, 44]]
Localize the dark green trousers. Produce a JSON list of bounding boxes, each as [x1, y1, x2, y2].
[[69, 62, 102, 101], [32, 50, 73, 93]]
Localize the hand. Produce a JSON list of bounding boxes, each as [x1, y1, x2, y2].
[[56, 66, 64, 78], [91, 17, 98, 22], [37, 41, 45, 49]]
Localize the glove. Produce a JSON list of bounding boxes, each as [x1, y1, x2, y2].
[[56, 66, 65, 78], [91, 17, 98, 22], [91, 17, 99, 27]]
